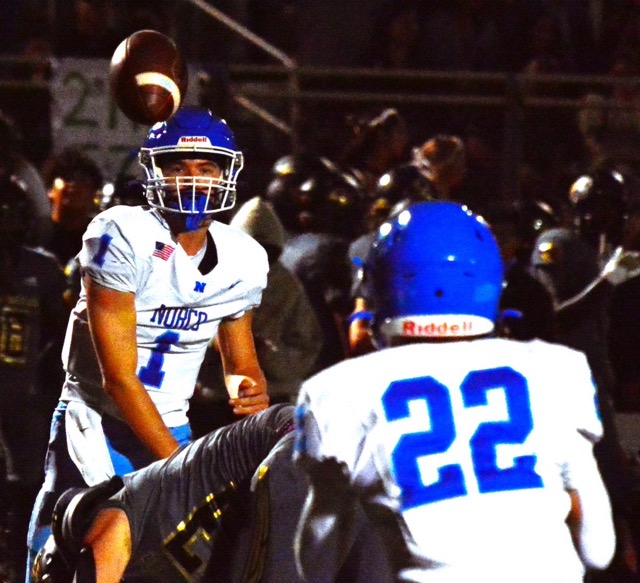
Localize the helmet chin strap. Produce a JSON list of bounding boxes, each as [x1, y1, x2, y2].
[[166, 190, 210, 231], [185, 193, 209, 231]]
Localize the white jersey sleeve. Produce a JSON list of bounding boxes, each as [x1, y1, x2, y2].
[[79, 209, 145, 293]]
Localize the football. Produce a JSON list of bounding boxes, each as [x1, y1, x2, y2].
[[109, 29, 188, 125]]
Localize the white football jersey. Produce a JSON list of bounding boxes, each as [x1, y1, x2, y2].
[[61, 206, 268, 426], [296, 338, 606, 583]]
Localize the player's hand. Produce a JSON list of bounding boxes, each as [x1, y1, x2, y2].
[[227, 375, 269, 415]]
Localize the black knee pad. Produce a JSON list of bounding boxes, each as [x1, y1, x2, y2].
[[51, 476, 124, 567]]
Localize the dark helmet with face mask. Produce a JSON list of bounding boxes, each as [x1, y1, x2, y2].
[[569, 168, 629, 248]]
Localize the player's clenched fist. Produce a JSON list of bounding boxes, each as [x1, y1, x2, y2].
[[227, 374, 270, 415]]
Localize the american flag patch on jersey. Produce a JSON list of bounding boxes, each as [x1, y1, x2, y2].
[[153, 242, 175, 260]]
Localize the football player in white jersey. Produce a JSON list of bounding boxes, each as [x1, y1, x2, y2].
[[294, 201, 616, 583], [26, 106, 270, 580]]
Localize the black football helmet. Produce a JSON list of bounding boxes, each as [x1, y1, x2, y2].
[[0, 173, 33, 247], [266, 153, 359, 235], [481, 198, 560, 265], [313, 170, 366, 238], [266, 153, 335, 233], [363, 163, 435, 231], [569, 169, 629, 249], [271, 153, 337, 180], [507, 198, 560, 248], [375, 163, 436, 206]]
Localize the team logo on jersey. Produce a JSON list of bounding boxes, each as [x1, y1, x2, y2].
[[194, 281, 206, 293], [153, 242, 175, 260]]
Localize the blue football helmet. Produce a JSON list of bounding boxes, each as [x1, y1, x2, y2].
[[139, 106, 243, 225], [366, 201, 504, 343]]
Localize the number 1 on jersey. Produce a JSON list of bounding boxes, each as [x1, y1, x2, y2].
[[138, 330, 180, 388]]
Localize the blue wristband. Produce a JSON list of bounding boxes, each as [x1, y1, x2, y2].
[[347, 310, 374, 325]]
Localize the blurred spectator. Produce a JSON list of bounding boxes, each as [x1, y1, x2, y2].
[[490, 0, 538, 72], [457, 123, 507, 207], [526, 1, 598, 74], [359, 0, 424, 70], [173, 0, 250, 65], [230, 196, 322, 402], [53, 0, 121, 58], [21, 34, 53, 83], [577, 51, 640, 171], [279, 169, 362, 373], [0, 1, 24, 54], [483, 199, 557, 341], [609, 2, 640, 70], [339, 107, 411, 199], [522, 12, 575, 75], [0, 174, 67, 583], [41, 147, 103, 267], [412, 133, 467, 201], [0, 110, 51, 246], [118, 0, 172, 37], [519, 38, 588, 209], [420, 0, 503, 72], [294, 0, 385, 67], [583, 0, 628, 74], [245, 0, 300, 63]]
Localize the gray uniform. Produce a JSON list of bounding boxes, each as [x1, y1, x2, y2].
[[103, 404, 292, 582], [97, 402, 392, 583]]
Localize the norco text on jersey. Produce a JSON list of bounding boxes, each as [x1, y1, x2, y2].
[[150, 305, 208, 330]]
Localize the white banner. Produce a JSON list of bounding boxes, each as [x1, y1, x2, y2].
[[51, 58, 198, 183]]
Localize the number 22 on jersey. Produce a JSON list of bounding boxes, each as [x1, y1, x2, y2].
[[382, 366, 543, 510]]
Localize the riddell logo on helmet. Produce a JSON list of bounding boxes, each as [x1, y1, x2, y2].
[[403, 320, 473, 336], [179, 136, 209, 144], [380, 314, 494, 339]]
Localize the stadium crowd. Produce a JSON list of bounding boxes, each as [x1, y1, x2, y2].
[[2, 1, 640, 582]]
